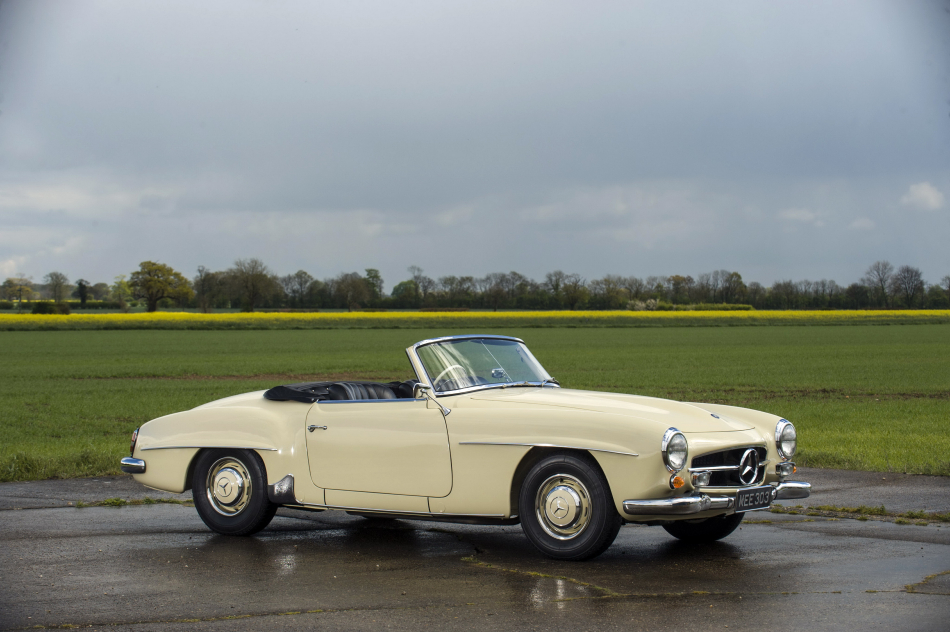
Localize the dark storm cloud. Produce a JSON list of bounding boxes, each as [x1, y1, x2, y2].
[[0, 0, 948, 287]]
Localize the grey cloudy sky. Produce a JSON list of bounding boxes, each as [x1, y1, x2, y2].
[[1, 0, 948, 291]]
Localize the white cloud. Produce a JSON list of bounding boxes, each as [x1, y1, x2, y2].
[[434, 205, 476, 227], [0, 256, 28, 278], [777, 208, 824, 227], [778, 208, 816, 222], [900, 182, 945, 211], [848, 217, 875, 231], [514, 183, 716, 248]]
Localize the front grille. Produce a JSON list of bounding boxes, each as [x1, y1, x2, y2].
[[691, 446, 767, 487]]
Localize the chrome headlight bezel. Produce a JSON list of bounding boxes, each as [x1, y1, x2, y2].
[[775, 419, 797, 460], [661, 427, 688, 472]]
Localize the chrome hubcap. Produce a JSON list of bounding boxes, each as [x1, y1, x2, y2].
[[535, 474, 592, 540], [207, 458, 252, 516]]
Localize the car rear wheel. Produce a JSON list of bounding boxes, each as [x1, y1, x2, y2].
[[193, 449, 277, 536], [518, 453, 622, 561], [662, 512, 744, 543]]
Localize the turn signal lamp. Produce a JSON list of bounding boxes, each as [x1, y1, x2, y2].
[[776, 462, 796, 479], [670, 475, 685, 489], [130, 428, 139, 456]]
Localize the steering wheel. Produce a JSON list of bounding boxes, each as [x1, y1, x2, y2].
[[433, 364, 465, 385]]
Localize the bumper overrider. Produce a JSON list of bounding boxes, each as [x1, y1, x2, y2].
[[623, 480, 811, 516], [120, 457, 146, 474]]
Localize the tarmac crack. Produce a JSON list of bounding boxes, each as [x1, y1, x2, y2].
[[460, 556, 950, 602], [905, 569, 950, 596]]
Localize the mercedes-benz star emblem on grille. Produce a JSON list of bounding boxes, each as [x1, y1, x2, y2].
[[738, 449, 760, 485]]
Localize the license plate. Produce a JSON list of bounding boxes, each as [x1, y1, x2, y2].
[[735, 485, 774, 512]]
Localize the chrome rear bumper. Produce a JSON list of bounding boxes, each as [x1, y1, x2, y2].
[[623, 480, 811, 516], [120, 457, 146, 474]]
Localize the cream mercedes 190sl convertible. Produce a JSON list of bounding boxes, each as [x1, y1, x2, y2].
[[121, 334, 810, 560]]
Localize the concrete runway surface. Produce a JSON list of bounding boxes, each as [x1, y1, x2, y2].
[[1, 468, 948, 631]]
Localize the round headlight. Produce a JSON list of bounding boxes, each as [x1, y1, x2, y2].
[[662, 428, 688, 472], [775, 419, 797, 459]]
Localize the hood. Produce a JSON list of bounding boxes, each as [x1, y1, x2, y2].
[[468, 387, 754, 433]]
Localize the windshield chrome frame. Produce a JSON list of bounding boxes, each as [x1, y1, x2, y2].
[[405, 334, 558, 397]]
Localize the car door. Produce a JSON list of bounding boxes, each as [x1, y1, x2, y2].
[[305, 399, 453, 498]]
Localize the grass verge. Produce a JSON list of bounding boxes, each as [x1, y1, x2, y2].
[[1, 325, 948, 481], [772, 503, 950, 524]]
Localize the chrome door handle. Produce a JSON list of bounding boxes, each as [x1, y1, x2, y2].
[[308, 425, 327, 432]]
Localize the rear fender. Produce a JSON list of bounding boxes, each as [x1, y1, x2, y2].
[[132, 405, 306, 493]]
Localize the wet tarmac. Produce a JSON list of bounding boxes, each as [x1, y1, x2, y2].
[[1, 470, 948, 631]]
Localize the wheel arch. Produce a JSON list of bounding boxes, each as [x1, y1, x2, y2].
[[186, 447, 273, 493], [508, 447, 610, 517]]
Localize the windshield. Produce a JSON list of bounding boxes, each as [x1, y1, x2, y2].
[[416, 338, 552, 393]]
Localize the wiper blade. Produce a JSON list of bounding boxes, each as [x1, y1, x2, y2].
[[500, 379, 560, 389]]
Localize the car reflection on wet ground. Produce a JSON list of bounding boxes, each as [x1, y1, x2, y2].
[[1, 473, 949, 631]]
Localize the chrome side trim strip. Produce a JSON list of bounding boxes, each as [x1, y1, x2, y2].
[[140, 446, 278, 451], [120, 457, 146, 474], [623, 493, 735, 516], [458, 441, 638, 457], [774, 480, 811, 500], [291, 501, 508, 519]]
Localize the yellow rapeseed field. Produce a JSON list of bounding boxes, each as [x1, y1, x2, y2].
[[1, 310, 949, 330]]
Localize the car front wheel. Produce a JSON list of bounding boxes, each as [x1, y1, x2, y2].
[[518, 453, 622, 561], [193, 449, 277, 536], [662, 512, 744, 543]]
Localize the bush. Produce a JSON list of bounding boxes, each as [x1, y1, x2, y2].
[[420, 307, 470, 312], [690, 303, 755, 311], [31, 302, 71, 315], [64, 300, 122, 310], [0, 301, 13, 310]]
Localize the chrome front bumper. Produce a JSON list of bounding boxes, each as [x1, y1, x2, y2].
[[623, 493, 736, 515], [120, 457, 146, 474], [774, 480, 811, 500], [623, 480, 811, 516]]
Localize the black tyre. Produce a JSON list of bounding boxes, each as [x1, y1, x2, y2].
[[518, 453, 622, 561], [662, 512, 744, 543], [192, 449, 277, 536]]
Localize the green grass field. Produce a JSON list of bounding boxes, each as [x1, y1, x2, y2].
[[1, 325, 948, 482]]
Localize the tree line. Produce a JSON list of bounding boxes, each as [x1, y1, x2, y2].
[[2, 259, 948, 312]]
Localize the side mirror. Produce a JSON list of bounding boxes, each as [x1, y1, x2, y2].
[[413, 383, 432, 399], [413, 383, 450, 416]]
